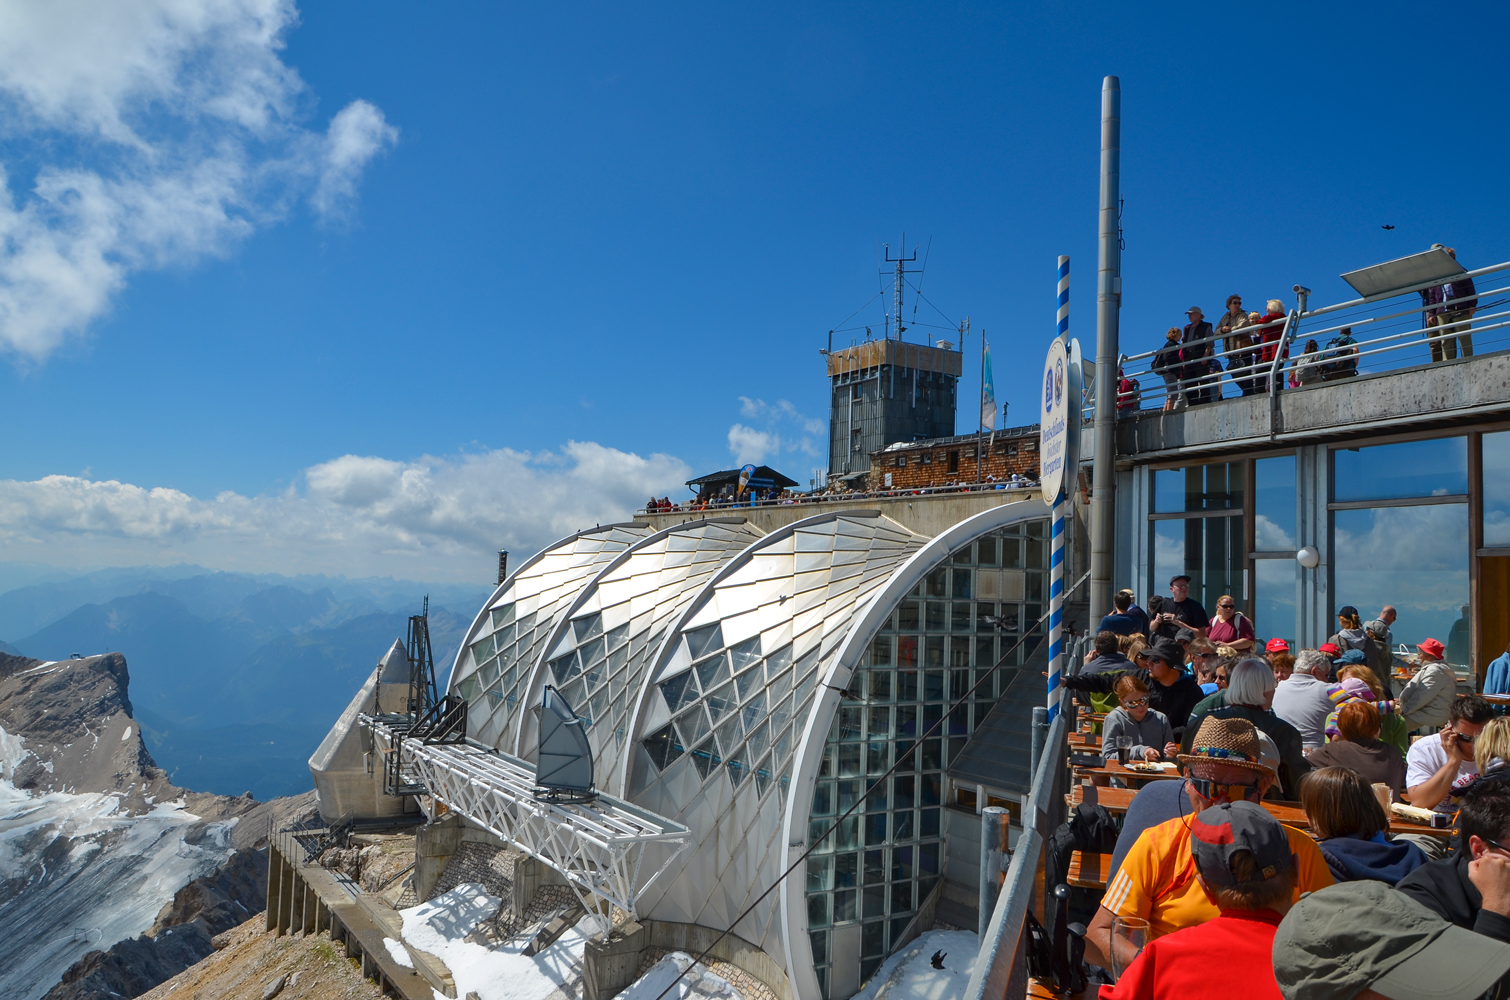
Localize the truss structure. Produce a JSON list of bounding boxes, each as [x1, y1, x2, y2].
[[363, 716, 690, 937]]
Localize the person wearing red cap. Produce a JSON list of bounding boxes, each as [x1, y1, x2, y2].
[[1398, 637, 1459, 733], [1099, 800, 1294, 999]]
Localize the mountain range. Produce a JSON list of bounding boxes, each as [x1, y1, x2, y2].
[[0, 565, 489, 799]]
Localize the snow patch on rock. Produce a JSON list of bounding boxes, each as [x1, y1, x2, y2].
[[384, 936, 414, 969], [399, 883, 588, 1000], [619, 951, 740, 1000], [850, 929, 980, 1000]]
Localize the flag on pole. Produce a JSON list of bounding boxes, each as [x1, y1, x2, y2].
[[980, 338, 997, 431]]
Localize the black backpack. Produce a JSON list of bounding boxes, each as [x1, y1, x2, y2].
[[1037, 802, 1121, 991], [1321, 333, 1358, 377]]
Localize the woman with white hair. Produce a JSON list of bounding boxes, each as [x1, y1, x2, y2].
[[1178, 658, 1312, 798], [1253, 298, 1288, 394]]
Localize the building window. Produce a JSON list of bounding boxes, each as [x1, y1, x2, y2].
[[1148, 462, 1246, 617], [1330, 437, 1469, 664], [895, 456, 906, 468], [1252, 455, 1298, 645], [922, 453, 933, 465], [852, 383, 863, 400], [805, 522, 1049, 996], [948, 451, 959, 473]]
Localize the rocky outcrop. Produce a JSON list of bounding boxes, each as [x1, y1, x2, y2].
[[0, 646, 318, 1000]]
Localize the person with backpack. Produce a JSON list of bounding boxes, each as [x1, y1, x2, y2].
[[1116, 367, 1140, 417], [1206, 594, 1255, 652], [1152, 328, 1187, 412], [1289, 339, 1324, 386], [1328, 605, 1387, 677], [1320, 326, 1360, 380]]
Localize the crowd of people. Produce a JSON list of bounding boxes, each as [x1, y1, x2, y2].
[[640, 472, 1042, 513], [1060, 574, 1510, 997], [1128, 248, 1479, 415]]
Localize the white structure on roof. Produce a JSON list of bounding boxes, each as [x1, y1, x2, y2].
[[438, 502, 1054, 1000]]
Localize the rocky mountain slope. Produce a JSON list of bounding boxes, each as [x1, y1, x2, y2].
[[0, 648, 313, 1000]]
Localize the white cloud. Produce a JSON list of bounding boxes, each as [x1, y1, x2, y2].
[[0, 0, 397, 363], [728, 397, 823, 467], [0, 442, 691, 582], [727, 424, 777, 466]]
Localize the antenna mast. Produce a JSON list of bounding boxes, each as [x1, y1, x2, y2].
[[883, 235, 920, 341], [407, 596, 437, 717]]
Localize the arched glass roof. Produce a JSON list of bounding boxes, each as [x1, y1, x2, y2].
[[448, 522, 651, 748]]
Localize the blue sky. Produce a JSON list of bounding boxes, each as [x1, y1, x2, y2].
[[1, 1, 1507, 582]]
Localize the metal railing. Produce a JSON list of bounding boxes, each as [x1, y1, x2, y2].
[[1110, 257, 1510, 415], [639, 478, 1043, 515], [964, 703, 1073, 1000]]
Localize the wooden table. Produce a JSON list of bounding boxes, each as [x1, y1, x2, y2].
[[1073, 761, 1182, 786], [1482, 693, 1510, 706], [1069, 783, 1451, 838]]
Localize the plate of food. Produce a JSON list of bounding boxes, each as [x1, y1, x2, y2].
[[1124, 761, 1176, 773]]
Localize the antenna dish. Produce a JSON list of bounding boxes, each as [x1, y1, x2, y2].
[[535, 685, 596, 802]]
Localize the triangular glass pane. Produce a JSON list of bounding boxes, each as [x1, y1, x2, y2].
[[746, 720, 770, 762], [678, 704, 713, 745], [690, 736, 720, 779], [706, 682, 737, 724], [549, 653, 576, 685], [715, 715, 742, 757], [734, 667, 761, 704], [490, 604, 516, 629], [696, 653, 731, 691], [741, 692, 768, 733], [573, 613, 604, 643], [773, 723, 793, 765], [579, 637, 605, 669], [493, 622, 516, 647], [605, 624, 630, 651], [608, 645, 629, 674], [644, 724, 683, 771], [768, 670, 792, 702], [658, 671, 692, 713], [753, 754, 772, 797], [729, 636, 762, 672], [727, 757, 747, 787], [590, 688, 609, 726], [686, 624, 724, 661], [765, 644, 793, 679]]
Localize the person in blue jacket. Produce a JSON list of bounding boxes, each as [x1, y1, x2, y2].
[[1486, 640, 1510, 696]]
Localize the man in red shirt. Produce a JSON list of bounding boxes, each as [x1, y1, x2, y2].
[[1100, 800, 1294, 999]]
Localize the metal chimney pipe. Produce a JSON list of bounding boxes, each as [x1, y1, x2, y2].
[[1090, 76, 1121, 624], [497, 549, 509, 585]]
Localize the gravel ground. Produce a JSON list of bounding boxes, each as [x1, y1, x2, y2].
[[136, 917, 387, 1000]]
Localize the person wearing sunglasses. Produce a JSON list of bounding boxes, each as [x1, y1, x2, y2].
[[1398, 759, 1510, 956], [1062, 638, 1206, 736], [1402, 693, 1495, 861], [1083, 716, 1332, 973], [1205, 594, 1255, 652], [1102, 674, 1177, 765]]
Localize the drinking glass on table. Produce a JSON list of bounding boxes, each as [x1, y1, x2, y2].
[[1112, 736, 1133, 766], [1109, 915, 1150, 981]]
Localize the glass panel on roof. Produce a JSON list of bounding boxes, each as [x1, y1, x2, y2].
[[769, 669, 792, 702], [583, 659, 606, 690], [480, 657, 500, 686], [491, 604, 515, 629], [643, 724, 684, 771], [795, 671, 817, 707], [469, 635, 494, 662], [578, 636, 605, 668], [766, 645, 793, 679], [715, 716, 742, 757], [487, 688, 504, 709], [706, 682, 737, 724], [729, 636, 762, 672], [605, 623, 629, 650], [590, 688, 609, 726], [690, 736, 721, 779], [773, 721, 793, 764], [925, 568, 947, 597], [695, 653, 731, 691], [609, 671, 625, 700], [753, 754, 772, 797], [747, 720, 770, 762], [734, 668, 761, 704], [457, 676, 480, 703], [658, 672, 694, 713], [678, 704, 713, 745], [607, 644, 628, 675], [741, 690, 767, 729], [560, 678, 587, 708], [727, 757, 747, 786], [572, 613, 604, 643], [549, 653, 576, 685], [685, 623, 724, 660]]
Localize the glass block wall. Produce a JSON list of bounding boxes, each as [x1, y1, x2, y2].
[[803, 519, 1049, 997]]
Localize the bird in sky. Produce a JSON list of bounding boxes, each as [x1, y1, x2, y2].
[[1382, 225, 1395, 230], [931, 950, 947, 970]]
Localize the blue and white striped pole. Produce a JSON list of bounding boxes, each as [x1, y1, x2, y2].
[[1048, 257, 1069, 722]]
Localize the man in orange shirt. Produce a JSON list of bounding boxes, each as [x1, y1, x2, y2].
[[1083, 716, 1334, 972]]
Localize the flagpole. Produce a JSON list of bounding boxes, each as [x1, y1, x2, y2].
[[1048, 256, 1070, 723]]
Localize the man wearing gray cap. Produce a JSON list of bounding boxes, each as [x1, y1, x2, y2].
[[1272, 880, 1510, 999]]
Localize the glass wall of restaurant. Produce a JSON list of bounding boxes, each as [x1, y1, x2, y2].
[[1126, 427, 1510, 671]]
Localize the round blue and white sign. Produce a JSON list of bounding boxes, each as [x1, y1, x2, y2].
[[1040, 338, 1070, 504]]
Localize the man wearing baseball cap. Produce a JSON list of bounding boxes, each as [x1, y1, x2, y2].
[[1273, 881, 1510, 999], [1151, 574, 1208, 641], [1062, 638, 1206, 735], [1100, 800, 1295, 998], [1083, 716, 1331, 972]]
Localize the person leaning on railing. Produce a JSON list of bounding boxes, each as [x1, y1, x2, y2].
[[1152, 328, 1186, 412], [1252, 300, 1288, 394], [1422, 244, 1478, 363], [1084, 716, 1332, 972], [1216, 294, 1258, 396]]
